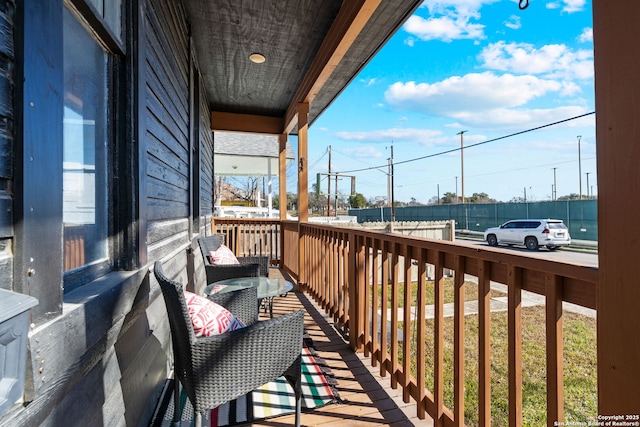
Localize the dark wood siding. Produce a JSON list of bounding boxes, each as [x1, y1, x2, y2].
[[144, 0, 191, 262], [199, 73, 213, 235], [0, 0, 13, 291], [145, 0, 189, 217], [2, 0, 215, 425]]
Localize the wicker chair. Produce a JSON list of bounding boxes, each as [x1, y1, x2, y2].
[[153, 261, 304, 427], [198, 235, 270, 283]]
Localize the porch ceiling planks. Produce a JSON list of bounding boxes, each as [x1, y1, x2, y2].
[[183, 0, 423, 135]]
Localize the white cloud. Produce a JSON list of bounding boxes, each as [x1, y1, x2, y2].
[[383, 72, 591, 129], [546, 0, 586, 13], [451, 105, 591, 128], [578, 28, 593, 43], [360, 78, 377, 87], [562, 0, 586, 13], [342, 146, 384, 159], [504, 15, 521, 30], [478, 41, 593, 80], [385, 72, 569, 114], [403, 14, 485, 42], [335, 128, 444, 145], [419, 0, 498, 15], [403, 0, 501, 42]]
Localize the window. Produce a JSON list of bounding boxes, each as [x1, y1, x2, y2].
[[86, 0, 123, 41], [62, 4, 114, 291]]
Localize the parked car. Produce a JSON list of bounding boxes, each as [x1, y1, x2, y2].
[[483, 219, 571, 251]]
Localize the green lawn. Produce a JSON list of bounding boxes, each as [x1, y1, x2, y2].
[[398, 307, 597, 426], [372, 277, 597, 425]]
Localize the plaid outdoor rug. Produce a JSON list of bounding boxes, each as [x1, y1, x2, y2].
[[153, 337, 339, 427]]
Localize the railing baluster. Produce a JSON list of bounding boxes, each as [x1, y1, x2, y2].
[[434, 251, 445, 426], [391, 243, 400, 389], [454, 255, 466, 426], [380, 241, 389, 378], [350, 232, 365, 351], [336, 233, 343, 324], [324, 231, 329, 308], [342, 232, 349, 328], [416, 248, 427, 419], [371, 239, 380, 368], [403, 244, 413, 403], [508, 265, 523, 426], [478, 260, 491, 427], [364, 237, 372, 357], [546, 273, 564, 427]]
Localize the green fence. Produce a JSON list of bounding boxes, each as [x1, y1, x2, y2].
[[349, 200, 598, 241]]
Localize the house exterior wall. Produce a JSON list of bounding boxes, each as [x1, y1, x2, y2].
[[0, 0, 213, 425], [0, 0, 14, 292]]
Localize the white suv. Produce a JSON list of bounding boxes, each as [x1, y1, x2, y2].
[[483, 219, 571, 251]]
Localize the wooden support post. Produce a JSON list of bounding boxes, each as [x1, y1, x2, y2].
[[594, 1, 640, 412], [297, 104, 308, 287]]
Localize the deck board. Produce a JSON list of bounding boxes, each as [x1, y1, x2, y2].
[[251, 268, 434, 426]]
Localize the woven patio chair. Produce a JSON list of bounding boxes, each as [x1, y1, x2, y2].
[[198, 235, 269, 283], [154, 261, 304, 427]]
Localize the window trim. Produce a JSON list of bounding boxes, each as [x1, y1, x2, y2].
[[67, 0, 124, 55], [61, 1, 118, 292]]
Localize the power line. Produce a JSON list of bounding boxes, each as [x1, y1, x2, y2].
[[397, 156, 597, 187], [336, 111, 595, 174]]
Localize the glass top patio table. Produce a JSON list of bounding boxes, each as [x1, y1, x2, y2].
[[204, 277, 293, 317]]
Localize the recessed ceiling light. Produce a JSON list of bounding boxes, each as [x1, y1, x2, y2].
[[249, 53, 266, 64]]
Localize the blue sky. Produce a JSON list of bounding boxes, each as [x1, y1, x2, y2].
[[290, 0, 595, 204]]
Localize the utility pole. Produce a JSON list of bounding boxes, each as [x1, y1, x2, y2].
[[390, 144, 395, 223], [387, 158, 391, 209], [586, 172, 591, 198], [327, 145, 332, 215], [577, 135, 582, 200], [552, 167, 557, 201], [457, 130, 467, 203], [455, 176, 458, 203], [334, 175, 339, 215]]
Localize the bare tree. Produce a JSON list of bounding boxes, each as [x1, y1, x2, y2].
[[213, 176, 225, 206]]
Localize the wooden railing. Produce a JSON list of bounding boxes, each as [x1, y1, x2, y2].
[[211, 218, 599, 426], [212, 218, 281, 266], [280, 220, 300, 278]]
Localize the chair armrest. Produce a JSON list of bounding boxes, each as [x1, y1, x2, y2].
[[238, 256, 269, 276], [207, 286, 258, 326], [186, 310, 305, 411], [204, 263, 260, 284]]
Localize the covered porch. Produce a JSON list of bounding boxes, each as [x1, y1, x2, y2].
[[4, 0, 639, 426], [200, 0, 640, 421]]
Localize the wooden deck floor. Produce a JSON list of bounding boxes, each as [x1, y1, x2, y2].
[[253, 269, 435, 427]]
